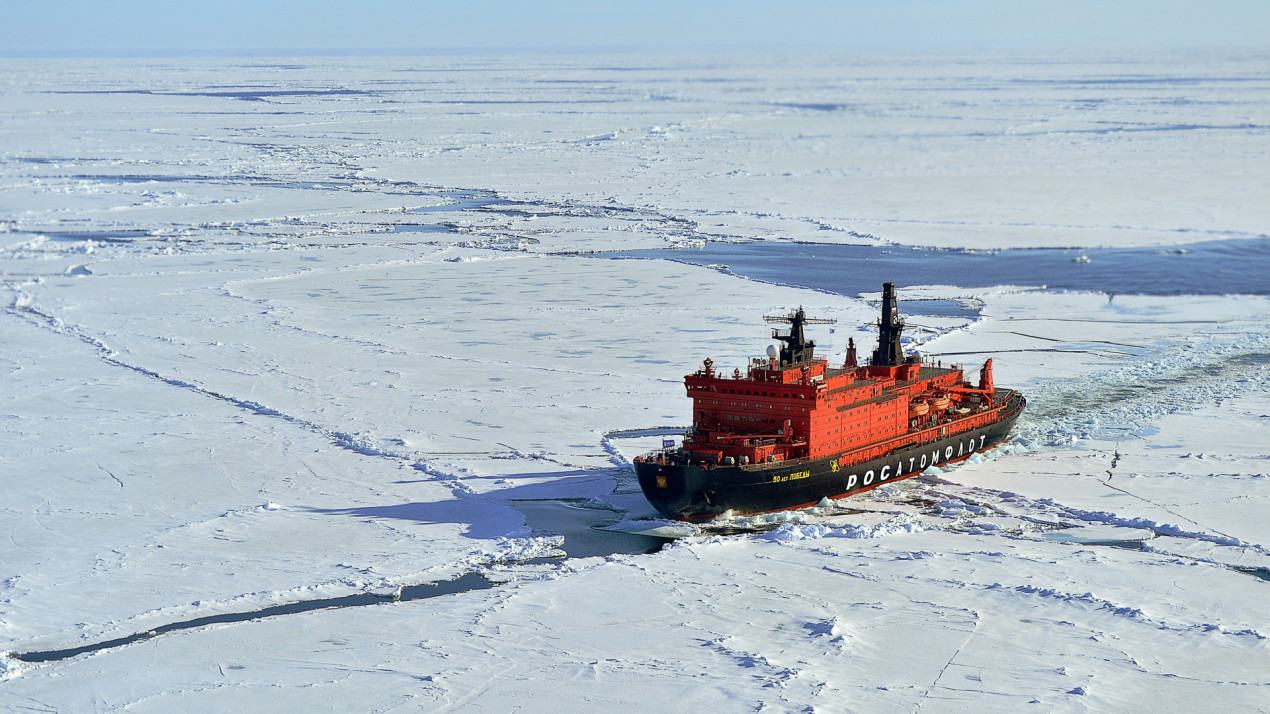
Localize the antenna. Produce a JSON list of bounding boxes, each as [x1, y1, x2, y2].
[[761, 307, 836, 366]]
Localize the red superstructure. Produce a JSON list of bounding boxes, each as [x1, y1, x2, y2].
[[684, 342, 1001, 468], [636, 282, 1025, 520]]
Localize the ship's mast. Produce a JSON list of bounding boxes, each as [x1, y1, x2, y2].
[[764, 307, 836, 366], [871, 282, 905, 367]]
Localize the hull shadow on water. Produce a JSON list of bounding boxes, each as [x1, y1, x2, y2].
[[512, 498, 672, 559]]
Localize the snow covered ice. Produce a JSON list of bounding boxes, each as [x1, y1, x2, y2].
[[3, 52, 1270, 710]]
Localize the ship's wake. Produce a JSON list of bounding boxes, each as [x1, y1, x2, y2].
[[1015, 331, 1270, 447]]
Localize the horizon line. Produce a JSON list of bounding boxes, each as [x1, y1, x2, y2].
[[4, 45, 1267, 61]]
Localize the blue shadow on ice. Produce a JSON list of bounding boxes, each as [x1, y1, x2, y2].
[[305, 468, 670, 556], [304, 469, 618, 539], [304, 496, 523, 540]]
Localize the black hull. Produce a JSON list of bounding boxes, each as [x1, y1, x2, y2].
[[636, 399, 1024, 521]]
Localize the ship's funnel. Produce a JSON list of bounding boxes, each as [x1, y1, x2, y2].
[[870, 282, 905, 367]]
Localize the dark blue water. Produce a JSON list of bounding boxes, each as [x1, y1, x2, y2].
[[612, 238, 1270, 298], [513, 498, 671, 558]]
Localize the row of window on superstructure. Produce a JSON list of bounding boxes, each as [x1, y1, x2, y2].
[[690, 384, 805, 399]]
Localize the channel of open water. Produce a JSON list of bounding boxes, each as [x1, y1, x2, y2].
[[513, 498, 672, 559], [612, 237, 1270, 301]]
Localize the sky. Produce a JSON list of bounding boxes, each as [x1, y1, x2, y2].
[[2, 0, 1268, 56]]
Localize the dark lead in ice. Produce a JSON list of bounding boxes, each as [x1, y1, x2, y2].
[[13, 573, 494, 664], [12, 499, 669, 665]]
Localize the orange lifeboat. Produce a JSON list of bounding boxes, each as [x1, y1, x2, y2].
[[931, 395, 951, 412], [909, 401, 930, 418]]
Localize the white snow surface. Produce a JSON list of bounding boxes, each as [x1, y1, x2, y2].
[[3, 52, 1269, 710]]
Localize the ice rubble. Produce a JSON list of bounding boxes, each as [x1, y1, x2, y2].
[[762, 514, 927, 542]]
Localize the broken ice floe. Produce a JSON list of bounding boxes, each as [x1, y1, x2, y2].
[[763, 515, 926, 542], [0, 652, 22, 681]]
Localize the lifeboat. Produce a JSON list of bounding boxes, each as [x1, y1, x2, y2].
[[931, 395, 951, 412], [909, 401, 930, 418]]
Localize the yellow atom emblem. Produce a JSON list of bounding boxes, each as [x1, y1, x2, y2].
[[830, 461, 840, 473]]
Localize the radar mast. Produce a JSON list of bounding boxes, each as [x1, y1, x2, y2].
[[763, 307, 836, 366]]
